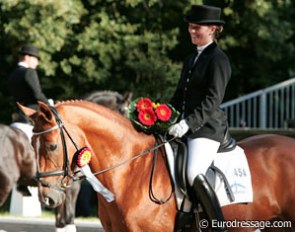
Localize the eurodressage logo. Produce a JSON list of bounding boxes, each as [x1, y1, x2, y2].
[[230, 181, 246, 194]]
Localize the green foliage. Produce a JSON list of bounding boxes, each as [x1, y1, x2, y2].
[[218, 0, 295, 99], [0, 0, 295, 123]]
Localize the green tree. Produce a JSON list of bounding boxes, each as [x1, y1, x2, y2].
[[216, 0, 295, 99], [1, 0, 182, 99], [0, 0, 86, 122], [1, 0, 295, 123]]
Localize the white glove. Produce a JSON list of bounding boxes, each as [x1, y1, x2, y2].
[[48, 99, 54, 106], [168, 119, 189, 138]]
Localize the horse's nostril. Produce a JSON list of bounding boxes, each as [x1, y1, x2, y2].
[[44, 196, 56, 208], [44, 196, 50, 206], [42, 190, 66, 208], [48, 197, 55, 206]]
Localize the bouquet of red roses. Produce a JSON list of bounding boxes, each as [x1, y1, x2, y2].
[[128, 97, 179, 134]]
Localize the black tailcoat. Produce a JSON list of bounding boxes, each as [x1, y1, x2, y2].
[[7, 65, 48, 110], [170, 42, 231, 142]]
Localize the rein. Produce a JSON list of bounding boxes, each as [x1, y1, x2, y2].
[[90, 134, 176, 205], [149, 137, 175, 204], [91, 136, 176, 176]]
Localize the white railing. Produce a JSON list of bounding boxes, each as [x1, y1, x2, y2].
[[220, 77, 295, 129]]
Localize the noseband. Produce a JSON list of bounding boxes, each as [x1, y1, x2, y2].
[[33, 106, 81, 189]]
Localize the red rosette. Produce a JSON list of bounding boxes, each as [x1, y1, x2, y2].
[[74, 147, 92, 168]]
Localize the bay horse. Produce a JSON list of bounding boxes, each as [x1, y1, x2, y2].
[[2, 90, 132, 232], [20, 100, 295, 232], [0, 123, 75, 231], [0, 124, 36, 207], [53, 90, 132, 231]]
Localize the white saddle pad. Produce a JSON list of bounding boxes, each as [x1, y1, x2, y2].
[[165, 143, 253, 210], [213, 146, 253, 206]]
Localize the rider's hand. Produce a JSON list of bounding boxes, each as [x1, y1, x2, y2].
[[48, 99, 54, 106], [168, 119, 189, 138]]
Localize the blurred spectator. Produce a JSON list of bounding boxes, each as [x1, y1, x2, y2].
[[7, 44, 49, 123]]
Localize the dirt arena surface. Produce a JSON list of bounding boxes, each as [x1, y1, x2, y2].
[[0, 216, 104, 232]]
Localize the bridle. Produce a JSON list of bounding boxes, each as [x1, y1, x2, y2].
[[33, 106, 82, 190], [33, 106, 175, 204]]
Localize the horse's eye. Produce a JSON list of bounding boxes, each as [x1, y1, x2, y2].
[[46, 144, 57, 151]]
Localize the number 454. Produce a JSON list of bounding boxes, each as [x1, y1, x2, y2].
[[234, 168, 247, 177]]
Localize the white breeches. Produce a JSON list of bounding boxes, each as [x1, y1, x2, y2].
[[186, 137, 220, 186]]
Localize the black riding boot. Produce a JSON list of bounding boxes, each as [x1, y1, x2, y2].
[[193, 174, 227, 232], [174, 211, 194, 232]]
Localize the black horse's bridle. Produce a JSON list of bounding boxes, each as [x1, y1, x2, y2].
[[33, 106, 175, 204], [33, 106, 82, 190]]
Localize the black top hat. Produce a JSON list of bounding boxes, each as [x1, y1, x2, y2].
[[18, 44, 40, 60], [184, 5, 225, 25]]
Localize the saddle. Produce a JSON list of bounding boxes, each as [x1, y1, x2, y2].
[[170, 128, 236, 202]]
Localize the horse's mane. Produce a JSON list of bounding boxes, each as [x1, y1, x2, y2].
[[55, 99, 133, 128], [82, 90, 123, 102]]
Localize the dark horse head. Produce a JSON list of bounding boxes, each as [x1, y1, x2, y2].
[[0, 124, 36, 206], [82, 90, 132, 117]]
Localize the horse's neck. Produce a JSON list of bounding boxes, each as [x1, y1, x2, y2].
[[60, 103, 156, 179], [86, 122, 154, 188], [85, 123, 155, 170]]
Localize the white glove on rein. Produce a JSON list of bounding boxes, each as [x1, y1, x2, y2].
[[168, 119, 189, 138]]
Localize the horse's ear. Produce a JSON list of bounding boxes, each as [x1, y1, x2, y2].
[[37, 101, 55, 122], [18, 101, 54, 123], [17, 102, 37, 118], [123, 91, 133, 104]]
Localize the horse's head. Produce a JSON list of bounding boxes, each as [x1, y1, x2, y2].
[[19, 101, 83, 208], [83, 90, 133, 117], [0, 124, 37, 206]]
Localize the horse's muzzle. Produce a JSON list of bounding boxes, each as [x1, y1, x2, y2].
[[39, 187, 66, 208]]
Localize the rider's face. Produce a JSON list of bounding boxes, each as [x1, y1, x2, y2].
[[188, 23, 216, 46]]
